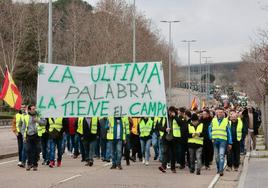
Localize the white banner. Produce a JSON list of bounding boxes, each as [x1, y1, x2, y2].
[[37, 62, 167, 117]]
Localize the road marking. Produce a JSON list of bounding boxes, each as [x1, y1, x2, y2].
[[58, 174, 82, 184], [0, 160, 17, 165]]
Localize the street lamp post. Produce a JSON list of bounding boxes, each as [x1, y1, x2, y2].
[[161, 20, 180, 106], [202, 56, 212, 102], [48, 0, 52, 64], [182, 40, 196, 107], [133, 0, 136, 63], [194, 50, 206, 108]]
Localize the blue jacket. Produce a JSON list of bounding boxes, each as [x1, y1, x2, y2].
[[208, 118, 233, 145]]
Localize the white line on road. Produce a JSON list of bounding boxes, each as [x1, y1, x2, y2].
[[58, 174, 82, 184], [0, 159, 17, 165]]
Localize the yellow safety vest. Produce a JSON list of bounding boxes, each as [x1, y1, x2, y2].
[[159, 118, 166, 138], [77, 117, 84, 134], [107, 117, 126, 141], [122, 116, 130, 135], [49, 118, 63, 132], [37, 123, 46, 137], [131, 118, 140, 135], [188, 123, 204, 145], [77, 117, 98, 134], [172, 119, 181, 138], [23, 114, 39, 138], [211, 117, 228, 141], [139, 118, 153, 137], [15, 113, 22, 133], [229, 118, 243, 141]]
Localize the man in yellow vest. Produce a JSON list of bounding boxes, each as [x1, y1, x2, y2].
[[138, 117, 154, 166], [77, 117, 99, 166], [48, 117, 64, 168], [188, 113, 205, 175], [107, 117, 126, 170], [209, 107, 232, 176], [226, 110, 244, 171], [158, 106, 185, 173], [21, 105, 46, 171], [12, 104, 26, 167]]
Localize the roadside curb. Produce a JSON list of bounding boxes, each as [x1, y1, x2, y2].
[[0, 152, 18, 160], [237, 152, 250, 188]]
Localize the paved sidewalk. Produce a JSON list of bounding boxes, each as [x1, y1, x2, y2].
[[244, 158, 268, 188], [0, 127, 17, 158]]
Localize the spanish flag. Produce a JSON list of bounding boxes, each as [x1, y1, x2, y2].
[[191, 97, 198, 110], [0, 68, 22, 110]]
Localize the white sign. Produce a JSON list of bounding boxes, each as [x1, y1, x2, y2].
[[37, 62, 167, 117]]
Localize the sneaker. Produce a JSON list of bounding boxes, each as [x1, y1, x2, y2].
[[219, 172, 224, 176], [167, 163, 171, 169], [110, 165, 116, 169], [73, 155, 78, 159], [205, 166, 211, 170], [139, 158, 143, 162], [234, 167, 239, 171], [196, 170, 201, 175], [49, 161, 55, 168], [142, 158, 145, 164], [57, 160, 61, 167], [145, 161, 149, 166], [85, 162, 90, 166], [117, 164, 123, 170], [89, 161, 93, 167], [154, 156, 158, 160], [158, 166, 166, 173], [19, 162, 25, 168], [190, 169, 195, 174], [129, 157, 136, 162], [17, 162, 22, 166], [33, 166, 38, 171]]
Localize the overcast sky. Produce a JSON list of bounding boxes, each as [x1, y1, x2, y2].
[[86, 0, 268, 65]]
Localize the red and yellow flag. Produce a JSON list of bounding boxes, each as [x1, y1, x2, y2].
[[191, 97, 198, 110], [0, 68, 22, 110]]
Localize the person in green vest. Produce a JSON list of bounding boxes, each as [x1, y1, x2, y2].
[[208, 107, 232, 176], [226, 110, 244, 171], [107, 117, 126, 170], [122, 116, 132, 165], [187, 113, 205, 175], [155, 117, 166, 163], [38, 117, 49, 166], [12, 104, 26, 167], [48, 117, 64, 168], [77, 117, 99, 166], [158, 106, 185, 173], [21, 105, 46, 171], [138, 117, 154, 166]]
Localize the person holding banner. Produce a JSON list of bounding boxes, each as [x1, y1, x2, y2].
[[48, 117, 64, 168], [158, 106, 184, 173], [138, 117, 154, 166], [107, 117, 126, 170]]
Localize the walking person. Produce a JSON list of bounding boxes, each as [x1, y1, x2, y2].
[[107, 117, 126, 170], [99, 117, 110, 162], [130, 117, 142, 162], [158, 106, 185, 173], [209, 107, 232, 176], [138, 117, 154, 166], [21, 105, 46, 171], [187, 113, 205, 175], [226, 110, 244, 171]]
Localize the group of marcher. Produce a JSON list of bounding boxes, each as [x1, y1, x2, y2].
[[12, 103, 261, 176]]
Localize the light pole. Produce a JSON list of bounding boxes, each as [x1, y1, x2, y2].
[[182, 40, 196, 107], [48, 0, 52, 64], [202, 56, 212, 102], [194, 50, 206, 108], [133, 0, 136, 63], [161, 20, 180, 106]]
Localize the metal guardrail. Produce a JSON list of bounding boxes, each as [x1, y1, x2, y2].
[[0, 119, 12, 126]]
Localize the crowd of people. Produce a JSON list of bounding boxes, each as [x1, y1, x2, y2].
[[12, 103, 261, 176]]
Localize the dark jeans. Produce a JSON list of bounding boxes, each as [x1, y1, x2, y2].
[[130, 133, 142, 159], [177, 141, 187, 167], [100, 138, 107, 160], [82, 138, 96, 162], [162, 139, 177, 170], [48, 138, 63, 161], [123, 135, 131, 163], [17, 133, 23, 162], [41, 134, 49, 161], [26, 134, 39, 166], [227, 141, 240, 168], [189, 147, 203, 172], [202, 139, 214, 167], [95, 137, 100, 157], [74, 135, 85, 160], [110, 140, 123, 166]]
